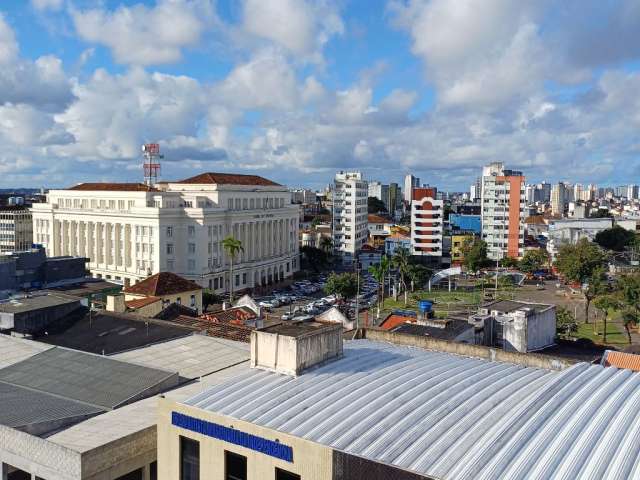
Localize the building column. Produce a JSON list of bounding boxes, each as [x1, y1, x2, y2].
[[115, 223, 122, 267], [124, 224, 131, 268], [1, 462, 8, 480]]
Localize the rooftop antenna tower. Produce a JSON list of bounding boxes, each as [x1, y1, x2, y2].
[[142, 143, 163, 187]]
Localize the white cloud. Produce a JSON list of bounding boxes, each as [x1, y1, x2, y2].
[[31, 0, 63, 12], [241, 0, 344, 62], [0, 13, 18, 64], [71, 0, 213, 66]]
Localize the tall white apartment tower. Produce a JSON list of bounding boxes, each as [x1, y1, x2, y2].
[[480, 162, 525, 261], [333, 171, 368, 264], [404, 174, 420, 203]]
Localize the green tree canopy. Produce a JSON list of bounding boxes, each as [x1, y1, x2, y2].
[[519, 249, 549, 274], [202, 290, 221, 311], [461, 238, 490, 272], [594, 225, 637, 252], [368, 196, 387, 213], [324, 272, 358, 300], [300, 246, 328, 272], [555, 238, 607, 283]]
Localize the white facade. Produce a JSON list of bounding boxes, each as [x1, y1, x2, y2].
[[290, 189, 316, 204], [403, 174, 420, 203], [31, 174, 300, 292], [368, 181, 389, 210], [0, 207, 33, 253], [628, 185, 639, 201], [332, 171, 368, 263], [480, 162, 525, 260], [546, 217, 613, 260]]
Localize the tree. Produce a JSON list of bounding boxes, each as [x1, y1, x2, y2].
[[392, 246, 411, 305], [556, 307, 577, 336], [594, 294, 621, 344], [519, 249, 549, 274], [621, 309, 638, 344], [202, 290, 221, 312], [324, 272, 358, 300], [555, 239, 607, 323], [594, 225, 636, 252], [300, 246, 327, 272], [368, 197, 387, 213], [310, 216, 322, 229], [555, 238, 607, 284], [222, 236, 244, 304], [319, 236, 333, 254], [617, 273, 640, 343], [462, 238, 490, 272], [500, 257, 519, 269], [407, 264, 430, 291], [369, 255, 390, 317]]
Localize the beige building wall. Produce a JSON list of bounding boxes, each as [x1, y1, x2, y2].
[[125, 288, 203, 314], [158, 399, 333, 480]]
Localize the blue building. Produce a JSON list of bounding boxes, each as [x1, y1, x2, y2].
[[384, 234, 411, 256], [449, 214, 481, 234]]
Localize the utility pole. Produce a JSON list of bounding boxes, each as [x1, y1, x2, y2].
[[355, 255, 360, 330]]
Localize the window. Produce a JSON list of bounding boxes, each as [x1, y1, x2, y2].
[[242, 199, 248, 209], [235, 199, 241, 210], [176, 297, 182, 305], [180, 437, 199, 480], [250, 199, 255, 209], [228, 199, 233, 209], [214, 277, 219, 289], [167, 243, 174, 254], [166, 226, 173, 237], [167, 260, 174, 271], [235, 274, 240, 287], [188, 243, 196, 254], [275, 468, 300, 480], [242, 273, 247, 284], [188, 259, 196, 271], [225, 451, 246, 480], [190, 294, 196, 307], [208, 226, 212, 237], [188, 226, 195, 237], [118, 200, 125, 210]]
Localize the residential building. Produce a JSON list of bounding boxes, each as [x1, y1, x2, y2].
[[367, 181, 389, 211], [332, 171, 368, 264], [384, 232, 411, 256], [388, 182, 401, 216], [403, 174, 420, 202], [157, 324, 640, 480], [449, 213, 481, 234], [470, 176, 482, 201], [628, 184, 639, 201], [0, 206, 33, 253], [551, 182, 570, 216], [290, 189, 316, 205], [470, 300, 556, 353], [410, 186, 443, 259], [480, 162, 525, 260], [451, 233, 474, 265], [31, 172, 300, 292], [367, 214, 393, 246]]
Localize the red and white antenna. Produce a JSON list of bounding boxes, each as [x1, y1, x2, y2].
[[142, 143, 163, 186]]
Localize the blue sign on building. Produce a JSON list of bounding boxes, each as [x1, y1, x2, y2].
[[172, 411, 294, 462]]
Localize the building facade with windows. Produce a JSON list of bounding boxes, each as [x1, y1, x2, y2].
[[0, 206, 33, 253], [410, 187, 443, 259], [332, 171, 368, 264], [480, 162, 526, 260], [31, 173, 299, 292]]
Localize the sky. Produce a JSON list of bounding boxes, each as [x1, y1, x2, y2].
[[0, 0, 639, 191]]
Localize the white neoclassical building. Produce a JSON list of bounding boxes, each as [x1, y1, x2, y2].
[[31, 172, 300, 292]]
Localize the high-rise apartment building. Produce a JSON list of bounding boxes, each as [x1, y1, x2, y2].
[[368, 181, 390, 211], [551, 182, 569, 216], [404, 174, 420, 203], [332, 171, 368, 264], [480, 162, 525, 260], [388, 182, 401, 215], [470, 177, 482, 201], [410, 187, 443, 259], [31, 173, 300, 292], [0, 206, 33, 253], [627, 184, 639, 200]]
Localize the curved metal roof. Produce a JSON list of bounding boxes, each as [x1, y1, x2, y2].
[[185, 340, 640, 480]]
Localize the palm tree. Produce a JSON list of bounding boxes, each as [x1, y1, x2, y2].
[[393, 246, 411, 306], [369, 255, 390, 318], [222, 236, 244, 304], [319, 236, 333, 255]]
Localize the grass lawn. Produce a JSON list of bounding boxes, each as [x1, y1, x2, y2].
[[381, 289, 484, 311], [575, 321, 628, 347]]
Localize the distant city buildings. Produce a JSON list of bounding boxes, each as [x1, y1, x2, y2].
[[403, 174, 420, 203], [480, 162, 525, 260], [332, 171, 368, 264], [0, 206, 33, 253]]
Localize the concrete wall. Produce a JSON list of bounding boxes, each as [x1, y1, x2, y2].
[[125, 289, 202, 315], [157, 399, 333, 480], [527, 307, 556, 352], [361, 328, 574, 371], [11, 298, 82, 334], [296, 326, 343, 374]]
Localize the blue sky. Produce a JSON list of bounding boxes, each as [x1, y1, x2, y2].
[[0, 0, 638, 191]]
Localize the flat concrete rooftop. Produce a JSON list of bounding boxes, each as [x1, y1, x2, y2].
[[0, 293, 80, 314], [259, 320, 339, 338]]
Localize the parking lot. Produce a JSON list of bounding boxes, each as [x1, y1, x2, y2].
[[256, 272, 381, 326]]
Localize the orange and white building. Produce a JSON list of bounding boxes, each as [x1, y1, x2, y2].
[[410, 187, 443, 258], [480, 162, 525, 260]]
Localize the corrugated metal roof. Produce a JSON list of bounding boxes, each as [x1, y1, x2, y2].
[[184, 340, 640, 480], [602, 350, 640, 372], [113, 335, 249, 380], [0, 381, 103, 430], [0, 347, 177, 410]]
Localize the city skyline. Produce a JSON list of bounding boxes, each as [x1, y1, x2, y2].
[[0, 1, 639, 190]]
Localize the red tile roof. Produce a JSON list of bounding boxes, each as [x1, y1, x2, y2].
[[68, 183, 158, 192], [602, 350, 640, 372], [168, 315, 254, 343], [200, 307, 257, 325], [379, 314, 416, 331], [124, 272, 202, 296], [177, 172, 280, 186], [368, 214, 392, 224], [125, 296, 161, 309]]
